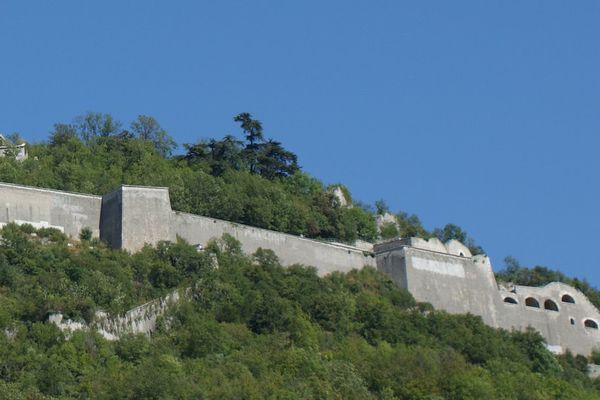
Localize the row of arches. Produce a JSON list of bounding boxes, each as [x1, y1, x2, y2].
[[503, 293, 599, 330], [503, 293, 576, 310]]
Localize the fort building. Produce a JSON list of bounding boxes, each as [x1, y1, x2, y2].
[[1, 181, 599, 355]]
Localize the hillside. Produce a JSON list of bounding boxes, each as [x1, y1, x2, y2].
[[0, 113, 484, 251], [1, 113, 600, 398], [0, 224, 598, 399]]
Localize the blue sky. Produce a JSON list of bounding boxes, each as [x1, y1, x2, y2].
[[1, 2, 599, 284]]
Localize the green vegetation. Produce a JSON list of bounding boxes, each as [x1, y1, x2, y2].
[[0, 224, 599, 399], [0, 112, 480, 247], [3, 112, 591, 398]]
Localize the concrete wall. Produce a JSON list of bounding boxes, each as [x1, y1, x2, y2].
[[119, 186, 173, 251], [172, 211, 376, 275], [50, 288, 188, 340], [104, 185, 375, 275], [376, 239, 500, 327], [0, 182, 102, 238], [497, 282, 600, 355], [375, 238, 600, 355], [5, 181, 600, 354]]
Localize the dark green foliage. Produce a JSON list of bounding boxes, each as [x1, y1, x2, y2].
[[0, 112, 381, 243], [396, 211, 430, 238], [78, 227, 92, 241], [379, 221, 399, 239], [0, 229, 598, 398], [433, 223, 485, 255]]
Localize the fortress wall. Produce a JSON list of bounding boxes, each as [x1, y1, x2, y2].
[[376, 239, 600, 355], [497, 283, 600, 355], [114, 185, 375, 274], [375, 243, 501, 327], [5, 182, 599, 354], [0, 183, 102, 238], [119, 186, 174, 251], [376, 248, 409, 289], [171, 212, 376, 275]]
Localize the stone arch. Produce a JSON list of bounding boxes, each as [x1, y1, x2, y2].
[[525, 297, 540, 308], [544, 299, 559, 312], [503, 296, 518, 304], [561, 294, 575, 304], [445, 240, 472, 258], [584, 319, 599, 329]]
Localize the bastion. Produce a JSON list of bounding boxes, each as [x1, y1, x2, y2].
[[1, 182, 599, 355]]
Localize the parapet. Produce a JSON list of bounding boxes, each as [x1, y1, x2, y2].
[[374, 237, 472, 257]]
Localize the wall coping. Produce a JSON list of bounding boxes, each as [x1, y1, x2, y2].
[[0, 182, 102, 200], [172, 210, 373, 256]]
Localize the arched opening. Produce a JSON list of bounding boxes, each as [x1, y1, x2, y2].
[[561, 294, 575, 304], [525, 297, 540, 308], [570, 318, 575, 325], [544, 300, 559, 312], [584, 319, 599, 329], [459, 252, 465, 257], [503, 297, 518, 304]]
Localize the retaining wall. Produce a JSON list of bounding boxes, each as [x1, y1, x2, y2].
[[0, 182, 102, 238], [375, 238, 600, 355], [106, 186, 376, 274]]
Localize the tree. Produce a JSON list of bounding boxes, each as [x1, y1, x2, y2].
[[75, 112, 121, 144], [49, 124, 79, 147], [183, 135, 244, 176], [234, 112, 264, 147], [235, 112, 264, 174], [434, 223, 467, 244], [433, 223, 485, 255], [130, 115, 176, 157], [256, 139, 299, 179], [375, 199, 389, 215]]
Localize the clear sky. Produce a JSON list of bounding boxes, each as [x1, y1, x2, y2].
[[1, 2, 599, 284]]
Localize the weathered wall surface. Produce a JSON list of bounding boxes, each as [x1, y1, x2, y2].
[[376, 240, 500, 327], [102, 186, 375, 274], [172, 211, 376, 275], [119, 186, 173, 251], [5, 182, 600, 354], [375, 238, 600, 355], [497, 282, 600, 355], [0, 183, 102, 238], [50, 288, 187, 340]]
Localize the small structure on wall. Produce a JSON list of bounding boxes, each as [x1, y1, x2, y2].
[[0, 134, 27, 161]]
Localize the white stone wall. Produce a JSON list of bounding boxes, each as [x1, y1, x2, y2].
[[375, 239, 600, 355]]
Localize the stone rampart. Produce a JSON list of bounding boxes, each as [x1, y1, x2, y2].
[[110, 186, 376, 275], [376, 238, 500, 327], [0, 182, 102, 238], [375, 238, 600, 355], [4, 182, 600, 354]]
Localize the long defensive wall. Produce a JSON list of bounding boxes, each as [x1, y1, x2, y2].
[[0, 183, 375, 275], [2, 182, 600, 355]]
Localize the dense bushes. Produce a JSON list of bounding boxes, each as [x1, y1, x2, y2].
[[0, 225, 598, 398], [0, 112, 485, 247]]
